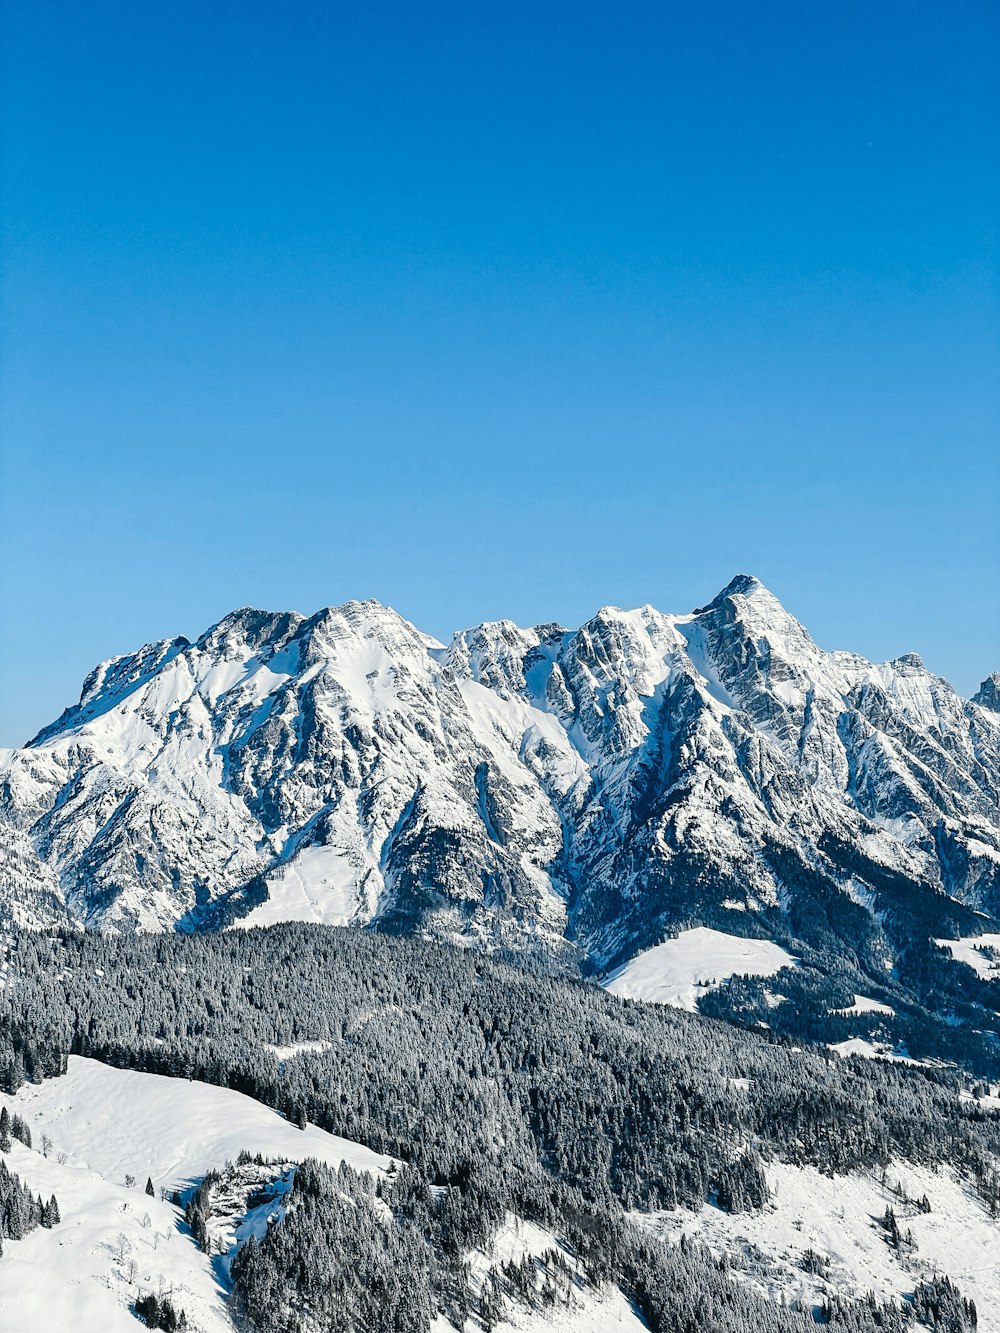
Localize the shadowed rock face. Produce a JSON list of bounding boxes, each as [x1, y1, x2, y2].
[[1, 577, 998, 977], [974, 673, 1000, 714]]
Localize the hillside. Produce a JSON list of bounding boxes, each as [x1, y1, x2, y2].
[[0, 924, 996, 1332]]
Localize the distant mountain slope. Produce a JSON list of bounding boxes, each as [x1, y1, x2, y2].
[[1, 575, 998, 993]]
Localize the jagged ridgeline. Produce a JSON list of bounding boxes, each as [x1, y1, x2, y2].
[[3, 924, 995, 1331], [1, 577, 998, 988]]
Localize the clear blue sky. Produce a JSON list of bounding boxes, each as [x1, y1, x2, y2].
[[1, 1, 998, 745]]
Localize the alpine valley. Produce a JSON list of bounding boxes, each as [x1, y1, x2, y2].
[[1, 575, 1000, 1333]]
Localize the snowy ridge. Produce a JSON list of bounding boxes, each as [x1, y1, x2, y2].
[[0, 576, 998, 986]]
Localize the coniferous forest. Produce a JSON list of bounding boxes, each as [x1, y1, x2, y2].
[[0, 923, 994, 1331]]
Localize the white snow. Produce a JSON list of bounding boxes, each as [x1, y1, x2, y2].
[[965, 838, 1000, 863], [238, 844, 369, 930], [636, 1158, 1000, 1330], [203, 1160, 296, 1284], [830, 1038, 895, 1061], [0, 1058, 392, 1333], [935, 934, 1000, 981], [9, 1056, 391, 1191], [829, 1038, 937, 1068], [604, 928, 796, 1011], [961, 1086, 1000, 1111], [264, 1039, 333, 1061], [433, 1213, 649, 1333], [833, 994, 896, 1017], [0, 1138, 233, 1333]]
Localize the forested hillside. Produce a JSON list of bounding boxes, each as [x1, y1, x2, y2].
[[1, 924, 995, 1331]]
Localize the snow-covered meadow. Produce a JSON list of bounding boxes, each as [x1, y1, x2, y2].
[[0, 1058, 391, 1332], [604, 927, 796, 1011]]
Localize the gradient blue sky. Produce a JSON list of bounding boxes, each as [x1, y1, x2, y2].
[[2, 1, 998, 745]]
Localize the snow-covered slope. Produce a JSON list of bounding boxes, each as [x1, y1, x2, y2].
[[0, 1138, 231, 1333], [0, 1059, 649, 1333], [934, 932, 1000, 981], [10, 1055, 391, 1189], [435, 1213, 650, 1333], [1, 576, 998, 984], [604, 927, 796, 1011], [0, 1056, 391, 1332], [636, 1157, 1000, 1331]]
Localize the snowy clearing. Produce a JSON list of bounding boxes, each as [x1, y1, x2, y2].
[[236, 844, 370, 930], [934, 934, 1000, 981], [604, 927, 796, 1011], [433, 1213, 649, 1333], [264, 1039, 333, 1061], [828, 1039, 937, 1068], [636, 1159, 1000, 1331], [832, 994, 896, 1017]]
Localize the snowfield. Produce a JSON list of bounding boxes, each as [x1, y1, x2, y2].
[[263, 1038, 334, 1061], [0, 1137, 234, 1333], [434, 1214, 649, 1333], [0, 1058, 392, 1332], [604, 927, 796, 1011], [636, 1159, 1000, 1331], [828, 1039, 936, 1068], [10, 1056, 391, 1191], [833, 994, 896, 1017], [934, 933, 1000, 981], [237, 843, 375, 930]]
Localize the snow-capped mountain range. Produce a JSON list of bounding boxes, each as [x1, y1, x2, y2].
[[2, 575, 998, 976]]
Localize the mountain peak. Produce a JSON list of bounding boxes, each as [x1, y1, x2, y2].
[[3, 581, 999, 956], [719, 572, 765, 599], [694, 574, 795, 627], [973, 672, 1000, 712], [195, 607, 304, 652], [891, 652, 926, 672], [28, 635, 192, 746]]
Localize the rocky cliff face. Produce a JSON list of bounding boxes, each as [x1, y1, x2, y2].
[[2, 576, 998, 977]]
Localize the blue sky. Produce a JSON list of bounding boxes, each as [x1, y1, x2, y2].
[[1, 1, 997, 744]]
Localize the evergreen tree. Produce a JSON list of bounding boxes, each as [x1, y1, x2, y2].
[[11, 1114, 31, 1149]]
